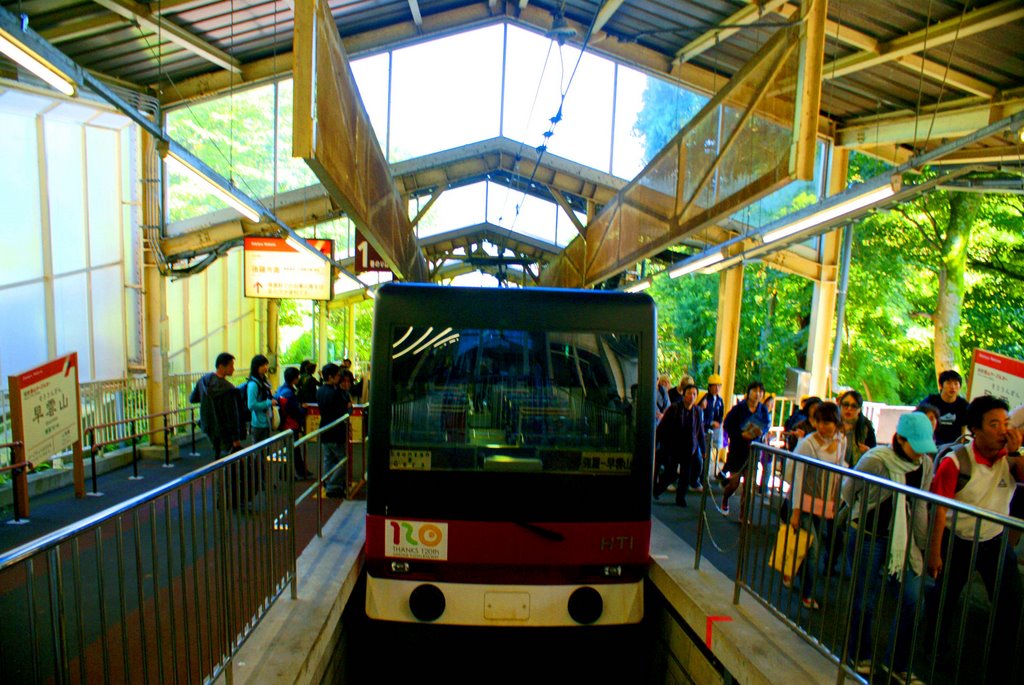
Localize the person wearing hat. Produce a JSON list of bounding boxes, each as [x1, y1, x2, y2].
[[926, 395, 1024, 682], [703, 373, 725, 449], [840, 412, 937, 683]]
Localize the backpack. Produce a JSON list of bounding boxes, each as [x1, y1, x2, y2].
[[933, 440, 972, 493], [236, 380, 251, 440]]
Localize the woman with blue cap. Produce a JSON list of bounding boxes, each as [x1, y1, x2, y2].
[[840, 411, 937, 684]]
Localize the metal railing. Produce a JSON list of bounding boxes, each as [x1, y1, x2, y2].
[[84, 407, 201, 493], [702, 441, 1024, 685], [0, 432, 297, 684]]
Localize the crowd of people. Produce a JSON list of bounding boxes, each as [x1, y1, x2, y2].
[[653, 368, 1024, 684], [189, 352, 364, 500]]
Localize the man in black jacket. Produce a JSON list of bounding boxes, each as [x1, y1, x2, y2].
[[316, 363, 351, 498], [653, 384, 706, 507], [189, 352, 242, 460]]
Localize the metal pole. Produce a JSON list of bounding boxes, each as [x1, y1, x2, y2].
[[163, 415, 173, 468], [9, 462, 27, 524], [190, 407, 200, 456], [316, 440, 323, 539], [694, 430, 713, 569], [289, 433, 298, 600], [732, 449, 758, 605], [88, 428, 104, 496], [129, 420, 142, 480]]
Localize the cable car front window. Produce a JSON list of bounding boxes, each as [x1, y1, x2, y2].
[[388, 326, 639, 475]]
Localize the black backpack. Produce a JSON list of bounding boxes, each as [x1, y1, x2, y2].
[[236, 380, 251, 440]]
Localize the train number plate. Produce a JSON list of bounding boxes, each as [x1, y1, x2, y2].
[[390, 449, 431, 470], [580, 452, 632, 473]]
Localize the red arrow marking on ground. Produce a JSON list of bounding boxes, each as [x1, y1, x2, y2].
[[706, 615, 733, 648]]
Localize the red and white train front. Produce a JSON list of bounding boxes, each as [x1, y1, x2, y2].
[[364, 284, 656, 627]]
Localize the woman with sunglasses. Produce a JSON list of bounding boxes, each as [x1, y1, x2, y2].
[[839, 390, 877, 467]]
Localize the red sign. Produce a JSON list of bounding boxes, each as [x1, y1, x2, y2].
[[354, 230, 391, 274]]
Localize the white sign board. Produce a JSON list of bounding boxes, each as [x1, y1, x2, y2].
[[9, 353, 82, 465], [244, 237, 333, 300], [968, 349, 1024, 407]]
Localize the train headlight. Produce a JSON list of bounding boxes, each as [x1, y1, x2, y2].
[[603, 565, 622, 577], [390, 561, 411, 573], [409, 584, 446, 622], [567, 587, 603, 625]]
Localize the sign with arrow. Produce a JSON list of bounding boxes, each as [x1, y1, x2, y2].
[[244, 237, 334, 300]]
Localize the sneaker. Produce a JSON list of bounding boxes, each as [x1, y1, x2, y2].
[[688, 484, 704, 493], [800, 597, 820, 610], [849, 659, 873, 676], [881, 667, 926, 685], [721, 500, 730, 515], [666, 484, 677, 493]]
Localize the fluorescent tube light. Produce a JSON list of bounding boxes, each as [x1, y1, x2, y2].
[[668, 251, 725, 279], [624, 280, 651, 293], [762, 177, 899, 244], [163, 151, 262, 222], [0, 29, 75, 97]]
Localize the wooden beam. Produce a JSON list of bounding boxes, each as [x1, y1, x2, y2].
[[410, 189, 442, 227], [91, 0, 242, 74], [592, 0, 626, 35], [673, 0, 789, 66], [408, 0, 423, 27], [41, 13, 126, 43], [822, 0, 1024, 81], [791, 0, 826, 181], [547, 187, 586, 237], [837, 96, 1024, 147], [293, 0, 428, 281], [158, 3, 833, 141]]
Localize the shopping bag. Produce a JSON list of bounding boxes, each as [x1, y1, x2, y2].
[[769, 524, 814, 579]]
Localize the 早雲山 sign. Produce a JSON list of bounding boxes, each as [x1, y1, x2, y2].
[[9, 353, 82, 467]]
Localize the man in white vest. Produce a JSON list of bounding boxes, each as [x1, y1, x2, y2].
[[927, 394, 1023, 680]]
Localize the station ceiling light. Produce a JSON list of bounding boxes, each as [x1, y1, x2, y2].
[[0, 27, 75, 97], [668, 250, 725, 279]]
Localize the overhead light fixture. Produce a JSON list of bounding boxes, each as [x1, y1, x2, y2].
[[546, 8, 577, 45], [624, 280, 651, 293], [668, 250, 725, 279], [162, 148, 262, 222], [0, 28, 76, 97], [762, 175, 901, 244]]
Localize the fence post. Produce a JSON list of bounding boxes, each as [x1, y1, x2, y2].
[[128, 419, 142, 480], [8, 442, 30, 522], [733, 446, 759, 604], [87, 428, 104, 497], [163, 414, 174, 468], [289, 432, 298, 600], [189, 406, 200, 457], [694, 430, 713, 569]]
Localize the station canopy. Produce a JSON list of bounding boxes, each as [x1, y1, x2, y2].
[[3, 0, 1022, 294]]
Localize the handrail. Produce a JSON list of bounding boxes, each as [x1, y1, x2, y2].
[[0, 432, 283, 569], [294, 414, 351, 541], [718, 440, 1024, 684], [750, 441, 1024, 528]]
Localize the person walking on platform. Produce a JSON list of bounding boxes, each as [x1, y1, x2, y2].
[[789, 401, 847, 609], [245, 354, 277, 444], [720, 381, 770, 515], [838, 390, 876, 467], [298, 359, 320, 405], [189, 352, 242, 460], [655, 374, 671, 423], [842, 412, 935, 682], [316, 363, 351, 499], [927, 395, 1024, 682], [653, 384, 705, 507], [277, 367, 312, 479], [703, 373, 725, 450], [922, 369, 969, 446]]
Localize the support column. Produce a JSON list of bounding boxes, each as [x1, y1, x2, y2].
[[267, 299, 279, 389], [347, 303, 356, 361], [805, 147, 848, 398], [317, 301, 329, 367], [141, 132, 168, 445], [714, 265, 745, 405]]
